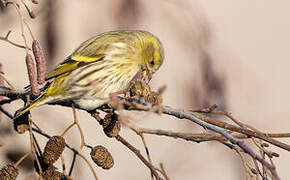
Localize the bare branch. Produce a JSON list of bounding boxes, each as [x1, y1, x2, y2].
[[116, 135, 163, 180]]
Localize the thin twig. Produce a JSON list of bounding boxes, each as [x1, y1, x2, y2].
[[60, 122, 75, 137], [31, 119, 45, 135], [13, 2, 29, 54], [159, 163, 170, 180], [139, 133, 154, 179], [0, 73, 16, 90], [32, 133, 42, 155], [190, 112, 290, 151], [123, 119, 154, 179], [14, 152, 31, 167], [77, 153, 98, 180], [234, 147, 255, 178], [72, 104, 86, 149], [61, 155, 67, 175], [116, 135, 163, 180], [161, 106, 280, 180], [18, 0, 36, 40], [0, 30, 31, 50], [28, 115, 42, 179], [69, 152, 77, 176]]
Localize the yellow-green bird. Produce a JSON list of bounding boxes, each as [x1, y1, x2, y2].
[[15, 30, 164, 117]]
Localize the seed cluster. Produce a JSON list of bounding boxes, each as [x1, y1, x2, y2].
[[126, 81, 163, 105], [90, 145, 114, 169], [0, 164, 19, 180], [43, 136, 66, 165], [42, 166, 72, 180], [101, 113, 121, 137]]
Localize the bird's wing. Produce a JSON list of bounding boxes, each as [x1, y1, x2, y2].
[[45, 35, 110, 80], [45, 56, 104, 80]]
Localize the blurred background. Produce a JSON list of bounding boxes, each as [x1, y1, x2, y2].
[[1, 0, 290, 179]]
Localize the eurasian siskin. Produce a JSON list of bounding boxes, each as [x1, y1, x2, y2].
[[15, 30, 164, 117]]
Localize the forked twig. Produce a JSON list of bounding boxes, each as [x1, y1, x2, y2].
[[72, 104, 86, 149], [0, 30, 31, 50]]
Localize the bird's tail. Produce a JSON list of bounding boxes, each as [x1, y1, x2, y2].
[[14, 93, 48, 119]]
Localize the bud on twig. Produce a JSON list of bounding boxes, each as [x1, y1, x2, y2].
[[31, 0, 39, 4], [271, 152, 279, 157], [251, 168, 258, 174], [25, 54, 39, 95], [32, 40, 46, 85], [90, 145, 114, 169], [0, 164, 19, 180], [43, 136, 65, 165], [261, 143, 269, 148], [28, 10, 36, 19], [22, 0, 36, 19]]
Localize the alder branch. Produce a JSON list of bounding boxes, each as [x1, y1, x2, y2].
[[0, 89, 288, 179], [160, 106, 280, 179], [128, 124, 290, 143], [190, 112, 290, 151]]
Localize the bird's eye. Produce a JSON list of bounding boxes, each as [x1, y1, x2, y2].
[[150, 60, 155, 66]]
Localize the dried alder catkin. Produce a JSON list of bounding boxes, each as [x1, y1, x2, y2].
[[0, 164, 19, 180], [25, 54, 39, 95], [32, 40, 46, 85], [126, 81, 163, 105], [43, 166, 72, 180], [13, 111, 29, 134], [90, 145, 114, 169], [102, 113, 121, 137], [43, 136, 65, 165]]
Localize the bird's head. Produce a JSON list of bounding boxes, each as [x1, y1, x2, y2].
[[139, 32, 164, 74]]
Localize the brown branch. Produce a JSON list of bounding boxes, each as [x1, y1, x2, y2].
[[13, 2, 30, 54], [72, 105, 86, 150], [128, 124, 224, 143], [115, 135, 163, 180], [233, 146, 256, 178], [60, 122, 75, 137], [190, 112, 290, 151], [20, 0, 36, 19], [60, 155, 67, 176], [77, 152, 98, 180], [28, 115, 42, 179], [128, 123, 290, 144], [159, 163, 170, 180], [0, 73, 16, 91], [14, 152, 31, 168], [139, 133, 154, 180], [0, 86, 287, 179], [161, 106, 280, 180], [0, 31, 31, 50]]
